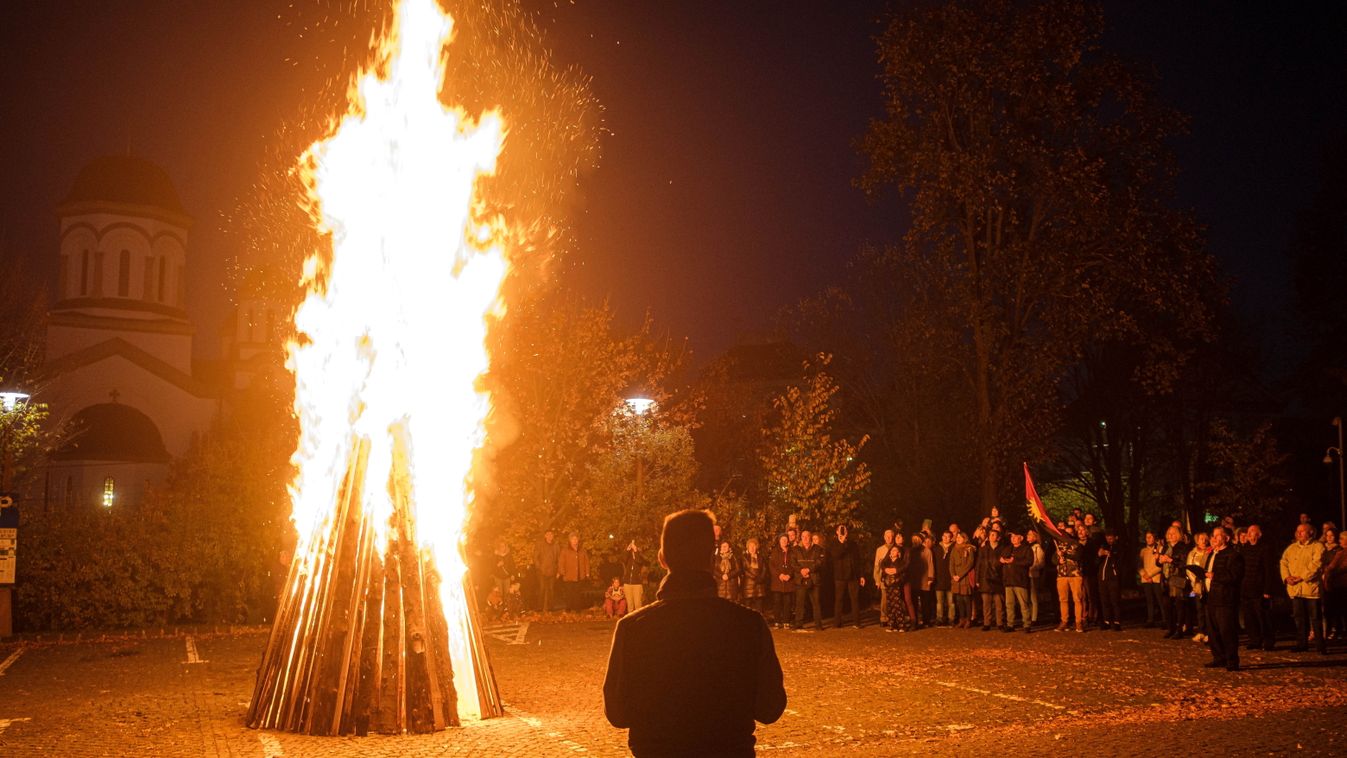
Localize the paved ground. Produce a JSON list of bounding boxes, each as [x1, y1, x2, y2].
[[1, 615, 1345, 756]]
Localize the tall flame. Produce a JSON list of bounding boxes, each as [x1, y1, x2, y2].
[[286, 0, 505, 721]]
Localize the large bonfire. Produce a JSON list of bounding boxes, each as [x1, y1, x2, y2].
[[247, 0, 507, 734]]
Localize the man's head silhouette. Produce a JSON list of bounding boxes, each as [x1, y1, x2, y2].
[[658, 509, 716, 573]]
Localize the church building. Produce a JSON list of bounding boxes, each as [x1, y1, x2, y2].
[[37, 156, 219, 508]]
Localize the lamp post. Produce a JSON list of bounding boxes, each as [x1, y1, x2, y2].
[[1325, 416, 1345, 532], [0, 389, 29, 639], [624, 397, 654, 516]]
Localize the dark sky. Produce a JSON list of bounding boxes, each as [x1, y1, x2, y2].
[[2, 1, 1344, 365]]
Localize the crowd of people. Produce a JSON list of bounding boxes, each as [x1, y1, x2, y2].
[[507, 508, 1347, 672]]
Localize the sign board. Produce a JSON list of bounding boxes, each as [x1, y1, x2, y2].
[[0, 495, 16, 585]]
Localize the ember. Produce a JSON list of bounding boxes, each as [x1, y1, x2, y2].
[[247, 0, 506, 735]]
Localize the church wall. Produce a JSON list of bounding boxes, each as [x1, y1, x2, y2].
[[43, 354, 217, 459], [59, 212, 188, 306], [46, 323, 195, 374]]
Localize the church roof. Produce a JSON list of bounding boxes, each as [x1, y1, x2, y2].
[[64, 155, 186, 216], [51, 402, 171, 463]]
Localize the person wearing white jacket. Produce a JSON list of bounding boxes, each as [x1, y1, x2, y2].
[[1280, 524, 1327, 654]]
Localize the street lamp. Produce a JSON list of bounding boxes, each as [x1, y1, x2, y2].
[[1325, 416, 1345, 531], [624, 397, 655, 416], [622, 397, 654, 517], [0, 391, 28, 414]]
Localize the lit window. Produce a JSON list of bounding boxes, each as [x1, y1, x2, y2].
[[102, 477, 115, 508]]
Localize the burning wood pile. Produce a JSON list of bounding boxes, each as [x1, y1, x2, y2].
[[247, 0, 509, 735]]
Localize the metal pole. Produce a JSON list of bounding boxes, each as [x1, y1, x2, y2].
[[1337, 417, 1345, 531]]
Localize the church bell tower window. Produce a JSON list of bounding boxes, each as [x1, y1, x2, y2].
[[118, 250, 130, 296]]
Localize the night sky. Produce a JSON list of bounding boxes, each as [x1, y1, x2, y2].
[[2, 1, 1344, 365]]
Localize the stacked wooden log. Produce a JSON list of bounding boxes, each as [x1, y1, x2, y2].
[[247, 437, 503, 735]]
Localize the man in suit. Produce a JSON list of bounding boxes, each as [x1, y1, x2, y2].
[[1204, 525, 1246, 671], [603, 509, 786, 757], [1239, 524, 1279, 651]]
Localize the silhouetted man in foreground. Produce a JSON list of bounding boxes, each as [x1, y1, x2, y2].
[[603, 509, 787, 757]]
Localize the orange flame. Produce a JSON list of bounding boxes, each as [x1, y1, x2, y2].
[[286, 0, 505, 721]]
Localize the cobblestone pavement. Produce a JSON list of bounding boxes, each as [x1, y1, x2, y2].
[[1, 617, 1345, 756]]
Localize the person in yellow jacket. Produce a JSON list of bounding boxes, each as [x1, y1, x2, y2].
[[1280, 524, 1327, 654]]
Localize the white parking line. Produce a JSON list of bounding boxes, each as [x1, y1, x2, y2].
[[258, 733, 285, 757], [0, 717, 31, 735], [932, 679, 1066, 711], [0, 646, 24, 676], [183, 636, 207, 664]]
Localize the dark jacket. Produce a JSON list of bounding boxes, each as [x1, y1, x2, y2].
[[826, 538, 863, 582], [603, 571, 787, 757], [768, 546, 795, 594], [976, 542, 1009, 593], [1163, 540, 1190, 593], [932, 542, 954, 592], [740, 551, 768, 599], [1205, 545, 1245, 608], [622, 551, 647, 586], [533, 538, 561, 576], [789, 543, 825, 588], [715, 552, 743, 601], [1002, 544, 1032, 588], [1239, 541, 1279, 598], [1097, 541, 1121, 583]]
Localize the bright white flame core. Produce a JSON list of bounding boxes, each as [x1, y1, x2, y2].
[[287, 0, 505, 721]]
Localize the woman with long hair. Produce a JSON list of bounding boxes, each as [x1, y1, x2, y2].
[[880, 544, 910, 631]]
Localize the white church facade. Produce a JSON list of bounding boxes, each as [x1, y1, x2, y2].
[[37, 155, 220, 508]]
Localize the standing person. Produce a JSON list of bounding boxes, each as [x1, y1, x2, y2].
[[1240, 524, 1279, 651], [1323, 530, 1347, 643], [1322, 527, 1342, 640], [1187, 532, 1212, 643], [933, 531, 955, 626], [917, 534, 936, 626], [602, 509, 786, 756], [558, 532, 591, 611], [1001, 530, 1033, 632], [1097, 530, 1123, 631], [1139, 531, 1166, 629], [490, 539, 517, 614], [1203, 525, 1245, 671], [790, 529, 825, 631], [715, 541, 742, 602], [740, 538, 769, 615], [533, 529, 562, 614], [950, 531, 977, 628], [1079, 516, 1103, 626], [622, 540, 648, 613], [976, 529, 1008, 632], [879, 545, 909, 632], [768, 534, 796, 628], [1026, 530, 1047, 627], [1054, 526, 1085, 632], [873, 529, 895, 625], [1159, 526, 1192, 639], [904, 534, 928, 627], [1281, 523, 1328, 654], [827, 525, 865, 629]]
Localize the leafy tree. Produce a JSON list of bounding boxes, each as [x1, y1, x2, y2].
[[760, 354, 871, 533], [575, 410, 698, 552], [859, 0, 1215, 512], [483, 291, 690, 552], [1200, 419, 1290, 526]]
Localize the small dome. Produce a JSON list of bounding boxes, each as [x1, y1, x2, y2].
[[52, 403, 171, 463], [64, 155, 186, 216]]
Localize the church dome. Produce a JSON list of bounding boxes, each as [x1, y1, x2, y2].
[[63, 155, 186, 216], [51, 402, 171, 463]]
